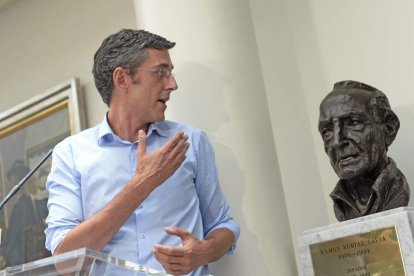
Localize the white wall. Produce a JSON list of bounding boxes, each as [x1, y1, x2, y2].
[[0, 0, 137, 126]]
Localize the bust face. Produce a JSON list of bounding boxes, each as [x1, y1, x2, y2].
[[318, 89, 388, 180]]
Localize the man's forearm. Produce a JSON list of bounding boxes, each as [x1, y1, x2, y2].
[[203, 228, 235, 264], [54, 179, 152, 254]]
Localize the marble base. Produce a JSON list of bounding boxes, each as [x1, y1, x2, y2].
[[297, 207, 414, 276]]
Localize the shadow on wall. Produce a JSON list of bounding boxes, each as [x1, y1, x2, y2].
[[389, 105, 414, 207], [210, 143, 269, 275], [168, 63, 270, 274]]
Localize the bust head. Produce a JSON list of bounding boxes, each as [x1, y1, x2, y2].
[[318, 80, 399, 181], [318, 81, 409, 221]]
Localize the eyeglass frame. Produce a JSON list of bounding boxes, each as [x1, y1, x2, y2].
[[128, 67, 175, 80]]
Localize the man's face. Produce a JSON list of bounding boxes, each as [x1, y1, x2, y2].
[[318, 90, 388, 180], [125, 48, 178, 125]]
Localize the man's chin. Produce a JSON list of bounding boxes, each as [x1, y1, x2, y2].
[[152, 114, 166, 122]]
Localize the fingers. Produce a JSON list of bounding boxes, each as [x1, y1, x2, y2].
[[153, 244, 184, 257], [163, 132, 188, 154], [135, 131, 190, 186], [170, 142, 190, 171], [153, 246, 188, 275], [153, 228, 202, 275], [164, 227, 191, 241], [137, 130, 147, 159], [169, 135, 190, 166], [153, 248, 186, 275], [153, 227, 191, 257], [139, 131, 188, 159]]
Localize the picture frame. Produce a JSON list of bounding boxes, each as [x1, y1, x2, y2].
[[0, 78, 85, 267]]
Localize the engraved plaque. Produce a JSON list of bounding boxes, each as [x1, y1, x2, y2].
[[310, 226, 406, 276]]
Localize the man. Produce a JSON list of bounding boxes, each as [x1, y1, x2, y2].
[[45, 29, 239, 275], [318, 80, 410, 221]]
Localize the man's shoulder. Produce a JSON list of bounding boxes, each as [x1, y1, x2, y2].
[[54, 124, 100, 149]]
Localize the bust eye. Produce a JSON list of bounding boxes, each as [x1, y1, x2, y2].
[[321, 128, 333, 140], [349, 118, 361, 125], [346, 117, 365, 131]]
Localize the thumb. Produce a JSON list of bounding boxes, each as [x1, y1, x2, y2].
[[137, 130, 147, 158], [165, 227, 191, 242]]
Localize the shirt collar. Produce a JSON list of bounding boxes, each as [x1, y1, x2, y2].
[[97, 114, 170, 146], [97, 114, 115, 146], [147, 121, 170, 138]]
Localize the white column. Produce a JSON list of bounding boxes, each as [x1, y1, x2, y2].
[[134, 0, 296, 275]]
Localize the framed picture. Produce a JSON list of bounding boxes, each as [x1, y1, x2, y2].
[[0, 78, 85, 268]]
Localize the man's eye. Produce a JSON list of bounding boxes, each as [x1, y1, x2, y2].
[[160, 69, 166, 78], [156, 69, 164, 78]]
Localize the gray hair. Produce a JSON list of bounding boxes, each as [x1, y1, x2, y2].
[[92, 29, 176, 105]]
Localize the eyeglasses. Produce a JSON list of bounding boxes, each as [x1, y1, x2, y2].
[[129, 67, 175, 80]]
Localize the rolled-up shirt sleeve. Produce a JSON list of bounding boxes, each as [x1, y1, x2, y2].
[[194, 130, 240, 253], [45, 142, 83, 254]]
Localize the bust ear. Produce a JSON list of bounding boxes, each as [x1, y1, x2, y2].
[[383, 111, 400, 147]]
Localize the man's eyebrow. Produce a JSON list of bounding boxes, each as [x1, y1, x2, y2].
[[155, 63, 174, 69]]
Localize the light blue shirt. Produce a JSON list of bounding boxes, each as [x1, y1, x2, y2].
[[45, 116, 239, 275]]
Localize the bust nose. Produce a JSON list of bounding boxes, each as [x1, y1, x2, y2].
[[332, 123, 341, 146], [332, 121, 347, 147]]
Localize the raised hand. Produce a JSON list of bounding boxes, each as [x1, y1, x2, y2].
[[133, 130, 190, 190]]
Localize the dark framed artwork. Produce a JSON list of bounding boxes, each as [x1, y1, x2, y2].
[[0, 78, 85, 268]]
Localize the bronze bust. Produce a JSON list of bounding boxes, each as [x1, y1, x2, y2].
[[318, 80, 410, 221]]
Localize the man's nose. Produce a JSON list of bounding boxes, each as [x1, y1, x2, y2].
[[166, 75, 178, 91]]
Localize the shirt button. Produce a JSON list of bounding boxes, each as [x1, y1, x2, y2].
[[132, 144, 137, 149], [141, 233, 146, 238]]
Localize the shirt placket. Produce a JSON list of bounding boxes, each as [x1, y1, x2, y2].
[[130, 141, 151, 265]]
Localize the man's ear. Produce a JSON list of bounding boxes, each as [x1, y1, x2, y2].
[[113, 67, 129, 90], [383, 111, 400, 147]]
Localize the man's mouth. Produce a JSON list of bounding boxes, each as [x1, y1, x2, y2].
[[157, 99, 166, 104]]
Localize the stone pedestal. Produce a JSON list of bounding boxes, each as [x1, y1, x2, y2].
[[298, 207, 414, 276]]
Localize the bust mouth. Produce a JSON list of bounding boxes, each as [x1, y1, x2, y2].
[[337, 153, 361, 166]]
